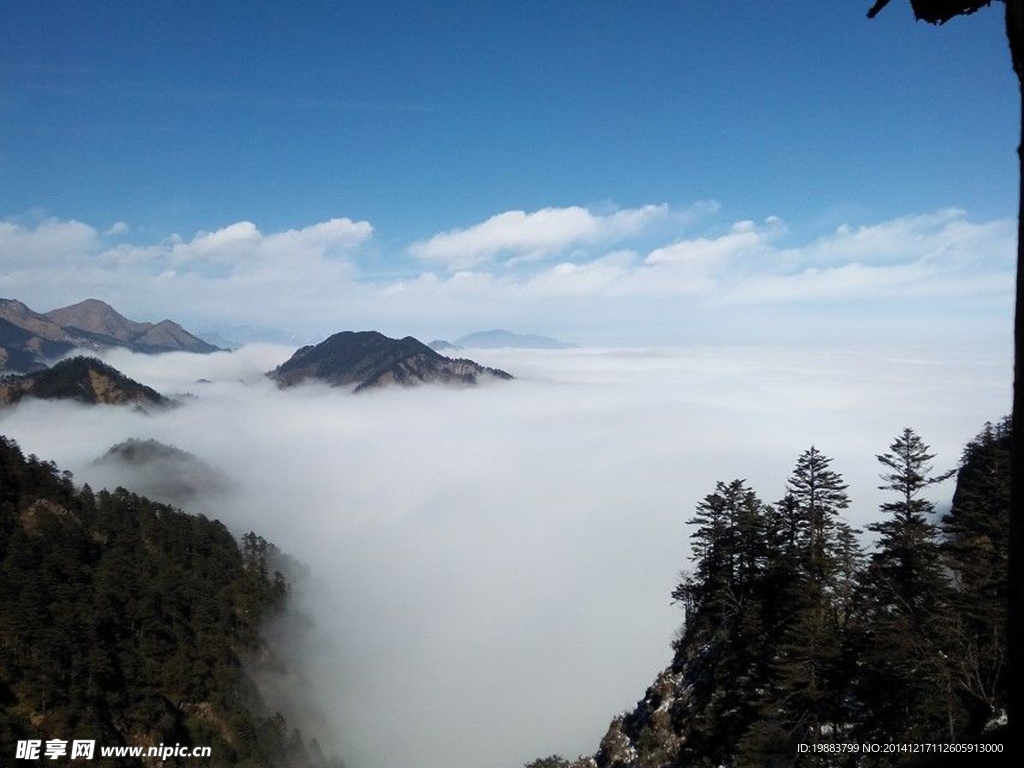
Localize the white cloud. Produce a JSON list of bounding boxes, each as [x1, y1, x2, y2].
[[102, 217, 373, 272], [0, 206, 1012, 348], [525, 251, 637, 298], [645, 217, 781, 266], [797, 208, 1015, 267], [504, 209, 1011, 304], [105, 221, 129, 236], [409, 202, 702, 269], [0, 217, 98, 267]]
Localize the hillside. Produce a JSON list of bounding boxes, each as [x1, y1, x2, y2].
[[0, 298, 219, 372], [0, 299, 74, 343], [90, 438, 233, 507], [268, 330, 513, 392], [0, 319, 72, 373], [0, 435, 343, 767], [0, 356, 167, 408], [44, 299, 219, 354], [527, 421, 1011, 768]]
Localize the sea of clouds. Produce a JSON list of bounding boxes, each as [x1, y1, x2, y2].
[[0, 343, 1009, 768]]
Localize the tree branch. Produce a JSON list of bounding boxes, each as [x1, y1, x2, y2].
[[868, 0, 995, 23]]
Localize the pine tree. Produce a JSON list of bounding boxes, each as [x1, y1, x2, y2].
[[669, 480, 775, 765], [833, 521, 864, 632], [774, 447, 851, 754], [674, 479, 767, 627], [787, 446, 850, 586], [675, 483, 735, 625], [857, 429, 957, 742]]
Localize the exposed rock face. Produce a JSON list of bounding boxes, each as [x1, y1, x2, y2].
[[0, 297, 219, 372], [19, 499, 81, 536], [0, 356, 167, 408], [595, 668, 689, 768], [267, 330, 513, 392], [91, 438, 233, 507], [526, 643, 711, 768]]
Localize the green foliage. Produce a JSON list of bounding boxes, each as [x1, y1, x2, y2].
[[0, 435, 339, 767], [940, 418, 1010, 732], [854, 429, 959, 743], [589, 422, 1009, 768]]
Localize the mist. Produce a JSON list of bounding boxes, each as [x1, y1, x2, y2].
[[0, 342, 1009, 768]]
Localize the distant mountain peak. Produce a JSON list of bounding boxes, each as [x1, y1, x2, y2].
[[268, 330, 513, 392], [0, 297, 220, 372], [45, 298, 149, 343], [455, 329, 572, 349]]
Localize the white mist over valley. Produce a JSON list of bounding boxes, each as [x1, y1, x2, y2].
[[0, 342, 1008, 768]]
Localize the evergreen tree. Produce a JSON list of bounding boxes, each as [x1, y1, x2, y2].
[[671, 480, 774, 766], [774, 447, 851, 754], [573, 421, 1014, 768], [941, 418, 1010, 732], [0, 435, 342, 767], [857, 429, 957, 743], [674, 479, 767, 627]]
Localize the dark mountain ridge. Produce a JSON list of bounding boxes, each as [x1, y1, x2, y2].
[[268, 330, 513, 392], [0, 356, 167, 408]]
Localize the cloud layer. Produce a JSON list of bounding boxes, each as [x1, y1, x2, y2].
[[0, 204, 1013, 348], [0, 344, 1009, 768]]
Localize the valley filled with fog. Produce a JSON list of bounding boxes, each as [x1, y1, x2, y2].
[[0, 343, 1009, 768]]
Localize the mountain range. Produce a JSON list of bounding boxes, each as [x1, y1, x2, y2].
[[0, 297, 219, 372], [0, 329, 515, 406], [268, 330, 513, 392]]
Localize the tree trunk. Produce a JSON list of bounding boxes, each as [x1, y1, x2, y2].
[[1009, 0, 1024, 750]]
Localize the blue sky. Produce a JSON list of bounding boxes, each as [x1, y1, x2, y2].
[[0, 0, 1018, 346]]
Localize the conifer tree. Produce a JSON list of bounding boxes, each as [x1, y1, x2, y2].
[[676, 482, 735, 624], [671, 480, 774, 765], [941, 418, 1010, 731], [774, 447, 851, 752], [858, 429, 957, 742]]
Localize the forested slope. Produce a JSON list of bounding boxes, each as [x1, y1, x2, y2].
[[0, 435, 341, 767], [529, 421, 1010, 768]]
